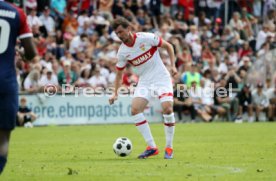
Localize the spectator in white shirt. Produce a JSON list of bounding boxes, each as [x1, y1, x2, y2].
[[228, 46, 239, 68], [218, 55, 231, 74], [189, 81, 213, 122], [39, 69, 59, 88], [27, 8, 42, 28], [60, 50, 75, 63], [77, 68, 92, 87], [156, 24, 172, 41], [191, 38, 202, 62], [90, 10, 109, 27], [185, 25, 200, 46], [78, 11, 90, 28], [69, 34, 88, 57], [23, 70, 41, 93], [200, 79, 214, 106], [88, 68, 107, 89], [256, 24, 270, 50], [108, 65, 116, 86], [193, 11, 211, 28], [39, 6, 55, 34], [257, 42, 271, 57], [229, 12, 244, 31], [252, 82, 271, 121]]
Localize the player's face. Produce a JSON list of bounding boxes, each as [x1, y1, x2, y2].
[[115, 25, 130, 43], [20, 100, 26, 107], [191, 82, 196, 88]]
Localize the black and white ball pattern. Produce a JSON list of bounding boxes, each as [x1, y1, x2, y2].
[[113, 137, 132, 157]]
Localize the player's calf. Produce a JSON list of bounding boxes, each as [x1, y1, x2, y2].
[[163, 112, 175, 159]]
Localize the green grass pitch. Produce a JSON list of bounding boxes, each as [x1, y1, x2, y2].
[[1, 123, 276, 181]]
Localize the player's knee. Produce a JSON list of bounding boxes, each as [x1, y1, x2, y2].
[[163, 107, 173, 115], [131, 108, 142, 116]]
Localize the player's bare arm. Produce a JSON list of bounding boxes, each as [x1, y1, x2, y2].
[[160, 40, 177, 77], [20, 37, 37, 61], [109, 69, 123, 105]]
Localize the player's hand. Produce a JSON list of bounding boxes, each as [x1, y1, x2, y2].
[[109, 94, 118, 105], [16, 47, 26, 60], [171, 66, 178, 77]]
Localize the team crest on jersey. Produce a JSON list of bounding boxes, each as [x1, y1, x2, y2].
[[139, 44, 146, 51]]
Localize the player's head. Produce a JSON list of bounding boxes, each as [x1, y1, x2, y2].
[[112, 17, 131, 43], [191, 62, 197, 72], [257, 82, 264, 92], [46, 69, 53, 79], [219, 78, 227, 87], [191, 81, 197, 89], [20, 97, 27, 107], [243, 83, 251, 92]]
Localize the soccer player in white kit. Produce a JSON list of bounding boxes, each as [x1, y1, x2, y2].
[[109, 17, 177, 159]]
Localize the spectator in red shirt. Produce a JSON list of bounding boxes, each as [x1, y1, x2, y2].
[[202, 46, 216, 67], [238, 41, 253, 60]]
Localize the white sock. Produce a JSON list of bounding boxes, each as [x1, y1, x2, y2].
[[163, 113, 175, 148], [133, 113, 156, 148]]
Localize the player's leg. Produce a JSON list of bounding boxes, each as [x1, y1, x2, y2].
[[132, 97, 157, 148], [247, 104, 254, 122], [238, 106, 243, 118], [155, 78, 175, 159], [132, 87, 159, 159], [16, 113, 24, 126], [0, 130, 11, 174], [173, 105, 183, 121], [30, 112, 37, 122], [161, 100, 175, 159], [197, 109, 212, 122], [186, 105, 196, 122], [268, 104, 273, 121], [255, 105, 262, 121], [0, 93, 18, 173]]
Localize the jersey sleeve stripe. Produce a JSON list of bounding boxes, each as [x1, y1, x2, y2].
[[116, 65, 126, 71], [19, 33, 33, 39], [157, 37, 163, 47]]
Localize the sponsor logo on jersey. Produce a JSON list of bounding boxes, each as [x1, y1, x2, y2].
[[128, 47, 157, 66], [0, 10, 16, 18]]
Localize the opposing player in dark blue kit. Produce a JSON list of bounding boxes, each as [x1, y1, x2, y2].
[[0, 0, 37, 174]]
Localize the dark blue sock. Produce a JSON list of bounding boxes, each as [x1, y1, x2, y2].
[[0, 155, 7, 174]]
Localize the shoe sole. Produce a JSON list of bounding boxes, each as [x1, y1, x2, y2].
[[164, 155, 173, 159], [164, 152, 173, 159], [138, 151, 159, 159]]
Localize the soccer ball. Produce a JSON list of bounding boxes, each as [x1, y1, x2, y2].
[[113, 137, 132, 157]]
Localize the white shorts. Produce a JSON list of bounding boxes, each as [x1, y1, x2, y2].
[[133, 77, 173, 103]]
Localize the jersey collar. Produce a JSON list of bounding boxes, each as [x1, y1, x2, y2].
[[124, 33, 136, 47]]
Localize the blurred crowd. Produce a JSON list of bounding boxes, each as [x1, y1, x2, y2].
[[13, 0, 276, 122]]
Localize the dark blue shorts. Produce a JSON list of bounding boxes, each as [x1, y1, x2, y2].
[[0, 93, 18, 130]]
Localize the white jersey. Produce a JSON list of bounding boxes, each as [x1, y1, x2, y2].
[[116, 32, 170, 82]]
